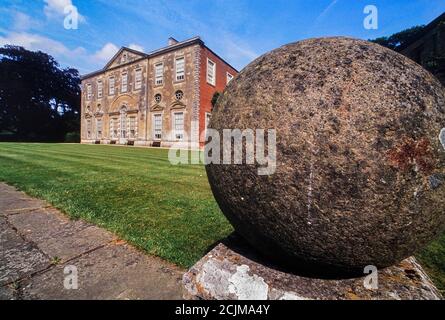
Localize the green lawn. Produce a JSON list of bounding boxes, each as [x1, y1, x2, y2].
[[0, 143, 233, 268], [417, 235, 445, 295], [0, 143, 443, 294]]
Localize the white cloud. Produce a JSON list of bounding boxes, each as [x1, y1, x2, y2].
[[44, 0, 85, 22], [128, 43, 144, 52], [92, 43, 145, 63], [12, 12, 41, 31], [93, 42, 119, 62], [44, 0, 72, 16], [0, 32, 85, 57], [0, 31, 132, 73], [0, 31, 95, 73]]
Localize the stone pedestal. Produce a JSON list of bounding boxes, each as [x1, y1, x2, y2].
[[183, 235, 442, 300]]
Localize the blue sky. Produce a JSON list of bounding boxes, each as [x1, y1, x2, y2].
[[0, 0, 444, 74]]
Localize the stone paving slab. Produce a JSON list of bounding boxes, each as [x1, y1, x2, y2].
[[0, 196, 47, 215], [0, 216, 51, 286], [0, 186, 47, 214], [20, 243, 184, 300], [8, 207, 117, 261], [0, 183, 184, 300]]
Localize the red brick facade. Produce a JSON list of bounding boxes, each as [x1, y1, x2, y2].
[[199, 47, 238, 146]]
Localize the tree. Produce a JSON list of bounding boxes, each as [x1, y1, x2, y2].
[[370, 25, 426, 50], [0, 45, 81, 141], [211, 91, 221, 111], [370, 21, 445, 85]]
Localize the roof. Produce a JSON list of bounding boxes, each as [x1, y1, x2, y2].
[[103, 47, 148, 70], [81, 36, 238, 80], [148, 36, 202, 56], [397, 12, 445, 52]]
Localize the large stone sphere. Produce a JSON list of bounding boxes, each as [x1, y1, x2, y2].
[[206, 37, 445, 275]]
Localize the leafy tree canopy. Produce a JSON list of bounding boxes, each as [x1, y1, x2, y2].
[[0, 45, 80, 141], [211, 91, 221, 110], [370, 25, 426, 50]]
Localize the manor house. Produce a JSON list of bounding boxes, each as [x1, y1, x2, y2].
[[80, 36, 238, 148]]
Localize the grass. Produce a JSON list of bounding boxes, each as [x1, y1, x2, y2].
[[0, 143, 443, 294], [0, 143, 233, 268], [417, 235, 445, 295]]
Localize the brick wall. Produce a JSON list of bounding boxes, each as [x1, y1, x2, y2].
[[199, 47, 238, 146]]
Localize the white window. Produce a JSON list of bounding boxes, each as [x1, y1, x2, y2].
[[86, 119, 92, 139], [110, 118, 118, 139], [129, 116, 136, 138], [175, 57, 185, 81], [86, 84, 92, 100], [205, 112, 211, 139], [226, 72, 234, 84], [96, 118, 103, 139], [173, 112, 184, 141], [109, 77, 115, 95], [121, 72, 128, 93], [135, 68, 142, 90], [97, 80, 103, 98], [120, 109, 127, 138], [155, 63, 164, 85], [207, 59, 216, 85], [153, 114, 162, 140]]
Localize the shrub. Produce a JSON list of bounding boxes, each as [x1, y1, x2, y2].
[[65, 132, 80, 143]]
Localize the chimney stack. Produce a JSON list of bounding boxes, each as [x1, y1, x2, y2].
[[168, 37, 179, 46]]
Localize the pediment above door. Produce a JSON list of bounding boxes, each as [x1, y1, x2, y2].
[[104, 47, 147, 70], [150, 104, 164, 112]]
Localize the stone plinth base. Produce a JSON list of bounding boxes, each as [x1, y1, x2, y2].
[[183, 236, 442, 300]]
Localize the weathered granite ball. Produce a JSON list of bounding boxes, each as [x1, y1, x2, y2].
[[206, 37, 445, 274]]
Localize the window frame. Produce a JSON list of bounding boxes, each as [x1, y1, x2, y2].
[[129, 116, 137, 139], [173, 112, 185, 141], [110, 117, 118, 139], [121, 72, 128, 93], [207, 58, 216, 86], [120, 110, 127, 139], [109, 77, 115, 96], [175, 90, 184, 101], [96, 118, 103, 139], [226, 72, 234, 84], [134, 68, 142, 90], [86, 83, 92, 100], [153, 113, 163, 141], [175, 56, 185, 82], [97, 80, 103, 98], [86, 119, 92, 139], [154, 62, 164, 86]]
